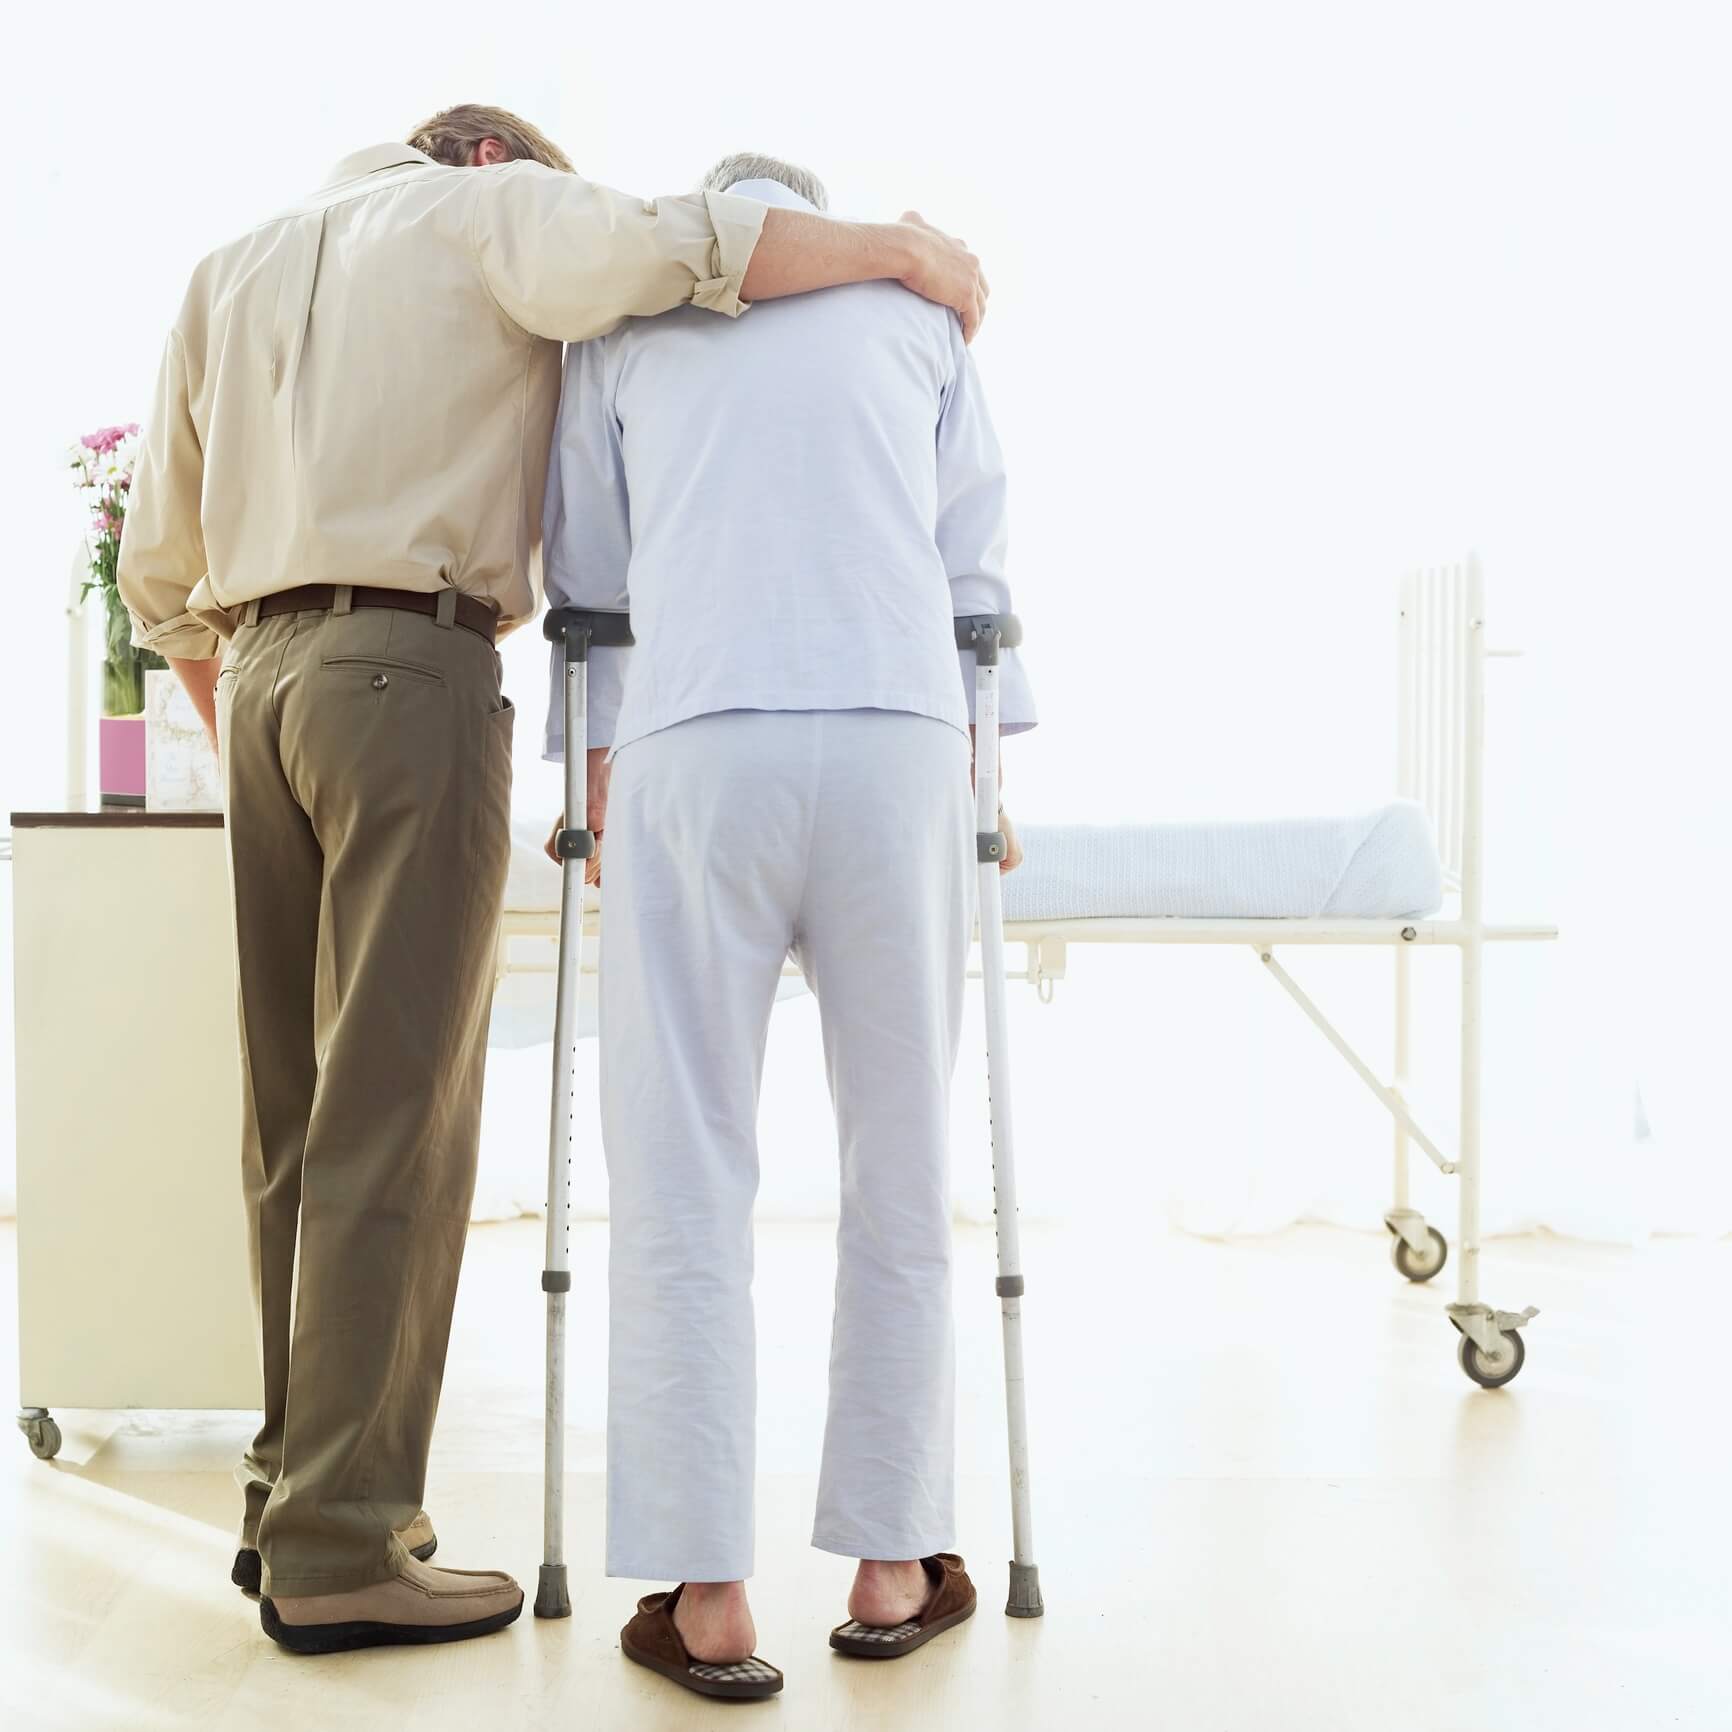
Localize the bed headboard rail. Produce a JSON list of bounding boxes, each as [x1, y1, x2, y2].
[[1398, 557, 1484, 896]]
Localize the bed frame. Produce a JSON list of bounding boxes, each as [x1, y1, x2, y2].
[[997, 557, 1556, 1386], [493, 557, 1556, 1388]]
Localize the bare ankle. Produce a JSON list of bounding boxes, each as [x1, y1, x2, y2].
[[672, 1579, 756, 1664], [847, 1558, 933, 1627], [854, 1558, 924, 1586]]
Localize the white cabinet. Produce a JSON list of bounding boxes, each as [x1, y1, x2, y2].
[[12, 813, 259, 1458]]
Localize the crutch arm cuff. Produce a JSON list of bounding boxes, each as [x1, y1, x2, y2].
[[544, 608, 635, 658], [955, 613, 1024, 663]]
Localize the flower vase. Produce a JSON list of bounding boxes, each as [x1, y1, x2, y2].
[[97, 583, 158, 806]]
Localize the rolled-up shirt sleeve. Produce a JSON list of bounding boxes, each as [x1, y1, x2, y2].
[[473, 165, 768, 342], [118, 328, 218, 659], [936, 320, 1036, 733], [542, 335, 633, 758]]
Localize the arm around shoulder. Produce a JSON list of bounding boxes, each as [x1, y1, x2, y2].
[[740, 207, 989, 341], [472, 166, 769, 342]]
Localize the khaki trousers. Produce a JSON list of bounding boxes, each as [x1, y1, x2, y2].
[[216, 595, 513, 1597]]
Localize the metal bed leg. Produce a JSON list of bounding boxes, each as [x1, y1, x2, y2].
[[1444, 929, 1535, 1385], [1457, 932, 1483, 1310], [1384, 942, 1446, 1282], [959, 614, 1043, 1619], [1442, 564, 1535, 1386], [1392, 942, 1411, 1213]]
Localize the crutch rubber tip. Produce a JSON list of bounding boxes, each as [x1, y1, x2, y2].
[[534, 1564, 572, 1619], [1005, 1562, 1044, 1618]]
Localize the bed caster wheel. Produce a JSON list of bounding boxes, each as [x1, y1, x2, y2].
[[1458, 1329, 1525, 1390], [18, 1411, 62, 1461], [1390, 1226, 1448, 1283]]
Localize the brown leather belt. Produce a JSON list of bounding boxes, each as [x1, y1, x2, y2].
[[252, 584, 499, 646]]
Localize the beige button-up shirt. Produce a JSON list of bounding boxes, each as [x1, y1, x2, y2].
[[118, 144, 768, 659]]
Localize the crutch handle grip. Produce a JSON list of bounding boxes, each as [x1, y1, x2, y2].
[[954, 613, 1023, 662], [544, 607, 635, 655]]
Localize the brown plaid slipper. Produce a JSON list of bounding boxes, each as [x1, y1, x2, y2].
[[620, 1584, 784, 1701], [829, 1553, 978, 1658]]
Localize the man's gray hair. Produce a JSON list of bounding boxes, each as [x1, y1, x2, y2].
[[700, 152, 829, 212]]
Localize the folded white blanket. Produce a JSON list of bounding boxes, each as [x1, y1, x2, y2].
[[1000, 803, 1444, 921]]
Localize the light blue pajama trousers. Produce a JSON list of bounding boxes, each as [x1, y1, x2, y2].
[[599, 707, 973, 1582]]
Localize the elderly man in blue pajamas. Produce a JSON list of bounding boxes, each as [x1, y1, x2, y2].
[[542, 152, 1036, 1700]]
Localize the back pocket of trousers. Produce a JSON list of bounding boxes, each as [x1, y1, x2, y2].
[[322, 656, 447, 687]]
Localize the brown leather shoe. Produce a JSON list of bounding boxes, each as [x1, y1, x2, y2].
[[620, 1585, 784, 1700], [260, 1553, 523, 1655], [231, 1509, 438, 1596], [830, 1553, 978, 1658]]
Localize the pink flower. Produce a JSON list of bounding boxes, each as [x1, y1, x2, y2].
[[80, 423, 137, 455]]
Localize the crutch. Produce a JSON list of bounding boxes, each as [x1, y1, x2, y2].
[[955, 613, 1044, 1619], [534, 604, 634, 1620]]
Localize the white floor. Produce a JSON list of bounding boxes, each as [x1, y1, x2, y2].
[[2, 1214, 1728, 1731]]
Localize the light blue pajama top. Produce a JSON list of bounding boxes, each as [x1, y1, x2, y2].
[[541, 178, 1036, 757]]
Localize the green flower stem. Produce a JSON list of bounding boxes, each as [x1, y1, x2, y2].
[[99, 579, 164, 718]]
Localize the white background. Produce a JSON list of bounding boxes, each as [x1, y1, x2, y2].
[[2, 1, 1727, 1238]]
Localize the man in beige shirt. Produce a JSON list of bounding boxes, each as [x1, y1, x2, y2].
[[118, 102, 988, 1657]]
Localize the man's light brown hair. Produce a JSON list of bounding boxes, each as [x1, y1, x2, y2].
[[407, 104, 573, 172]]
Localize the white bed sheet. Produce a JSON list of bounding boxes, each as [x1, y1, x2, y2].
[[501, 801, 1445, 923]]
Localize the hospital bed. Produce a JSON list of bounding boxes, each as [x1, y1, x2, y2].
[[493, 559, 1557, 1388]]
